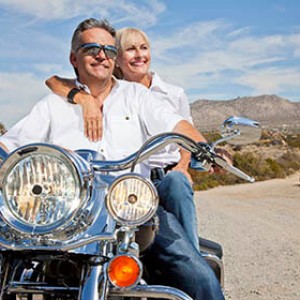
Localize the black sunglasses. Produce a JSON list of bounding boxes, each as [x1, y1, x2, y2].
[[76, 43, 118, 60]]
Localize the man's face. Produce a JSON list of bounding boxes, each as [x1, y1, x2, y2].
[[70, 28, 116, 84]]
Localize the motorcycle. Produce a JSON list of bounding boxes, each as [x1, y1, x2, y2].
[[0, 116, 261, 300]]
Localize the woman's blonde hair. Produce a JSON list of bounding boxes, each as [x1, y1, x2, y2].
[[113, 27, 150, 79]]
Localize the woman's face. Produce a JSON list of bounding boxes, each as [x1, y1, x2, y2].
[[117, 33, 151, 82]]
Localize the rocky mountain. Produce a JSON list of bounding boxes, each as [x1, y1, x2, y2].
[[190, 94, 300, 132]]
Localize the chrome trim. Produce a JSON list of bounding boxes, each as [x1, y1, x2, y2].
[[5, 284, 192, 300], [109, 285, 193, 300], [7, 283, 79, 294], [0, 143, 116, 253], [91, 133, 200, 172], [106, 173, 159, 227], [0, 232, 116, 251], [221, 116, 262, 146], [214, 155, 255, 182], [79, 264, 105, 300], [202, 253, 225, 289], [90, 132, 255, 182], [0, 143, 91, 235]]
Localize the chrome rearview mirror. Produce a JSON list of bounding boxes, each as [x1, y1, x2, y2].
[[220, 116, 262, 145]]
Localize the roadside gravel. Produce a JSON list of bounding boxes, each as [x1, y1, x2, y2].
[[195, 172, 300, 300]]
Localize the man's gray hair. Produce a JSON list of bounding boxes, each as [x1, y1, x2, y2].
[[71, 18, 116, 53]]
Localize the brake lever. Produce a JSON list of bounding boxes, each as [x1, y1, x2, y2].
[[213, 155, 255, 182], [190, 142, 214, 171], [191, 142, 255, 182]]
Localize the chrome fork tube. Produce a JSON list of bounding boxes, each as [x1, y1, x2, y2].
[[0, 256, 10, 299], [79, 262, 109, 300]]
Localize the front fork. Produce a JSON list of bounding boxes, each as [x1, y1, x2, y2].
[[79, 261, 109, 300]]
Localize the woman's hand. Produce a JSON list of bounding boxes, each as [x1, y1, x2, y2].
[[45, 75, 103, 141], [76, 94, 103, 142]]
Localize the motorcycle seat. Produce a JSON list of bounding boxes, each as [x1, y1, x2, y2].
[[199, 237, 223, 259]]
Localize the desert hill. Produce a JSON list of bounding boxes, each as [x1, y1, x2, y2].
[[190, 94, 300, 132]]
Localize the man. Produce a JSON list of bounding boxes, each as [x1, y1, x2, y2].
[[45, 27, 199, 250], [0, 18, 224, 300]]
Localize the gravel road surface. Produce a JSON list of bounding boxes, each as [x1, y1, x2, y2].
[[195, 172, 300, 300]]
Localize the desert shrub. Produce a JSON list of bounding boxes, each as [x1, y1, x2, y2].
[[190, 149, 300, 191], [264, 158, 286, 179], [233, 152, 286, 180], [276, 151, 300, 173], [190, 167, 241, 191], [285, 134, 300, 148], [233, 152, 258, 175], [203, 131, 222, 143]]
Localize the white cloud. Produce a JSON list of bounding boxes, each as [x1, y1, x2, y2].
[[0, 2, 300, 129], [32, 63, 69, 74], [152, 20, 300, 100], [151, 19, 229, 59], [236, 67, 300, 95], [0, 72, 48, 128], [0, 0, 165, 27], [287, 33, 300, 57]]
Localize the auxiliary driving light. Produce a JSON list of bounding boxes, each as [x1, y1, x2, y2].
[[106, 174, 158, 227], [107, 254, 142, 288]]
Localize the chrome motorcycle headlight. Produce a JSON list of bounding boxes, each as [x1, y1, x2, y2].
[[0, 144, 90, 235], [106, 174, 158, 227]]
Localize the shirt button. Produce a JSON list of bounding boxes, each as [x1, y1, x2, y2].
[[125, 116, 130, 120]]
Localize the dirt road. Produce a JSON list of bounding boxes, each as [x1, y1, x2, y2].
[[195, 172, 300, 300]]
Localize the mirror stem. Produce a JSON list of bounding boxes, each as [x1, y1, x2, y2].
[[210, 130, 241, 150]]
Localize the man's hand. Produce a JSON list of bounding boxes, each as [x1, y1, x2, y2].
[[170, 149, 194, 185], [210, 148, 233, 173], [171, 163, 194, 185]]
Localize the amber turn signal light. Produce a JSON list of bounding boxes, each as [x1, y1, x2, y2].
[[107, 255, 142, 288]]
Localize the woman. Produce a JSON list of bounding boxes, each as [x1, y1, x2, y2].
[[114, 28, 194, 179], [46, 27, 199, 250]]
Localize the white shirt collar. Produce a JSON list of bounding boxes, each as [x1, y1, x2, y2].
[[74, 76, 120, 94], [149, 72, 168, 95]]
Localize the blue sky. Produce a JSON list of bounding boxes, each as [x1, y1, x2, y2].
[[0, 0, 300, 128]]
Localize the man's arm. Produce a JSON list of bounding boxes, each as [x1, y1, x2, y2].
[[173, 120, 232, 173], [170, 90, 195, 182], [173, 120, 207, 143], [45, 76, 102, 141], [172, 120, 207, 180]]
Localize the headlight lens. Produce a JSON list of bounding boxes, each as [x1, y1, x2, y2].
[[106, 174, 158, 227], [0, 144, 88, 234]]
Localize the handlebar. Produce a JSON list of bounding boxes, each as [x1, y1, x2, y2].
[[91, 133, 255, 182]]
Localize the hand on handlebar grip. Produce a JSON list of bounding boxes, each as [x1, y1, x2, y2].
[[210, 148, 233, 174]]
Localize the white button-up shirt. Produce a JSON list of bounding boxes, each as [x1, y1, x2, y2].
[[148, 72, 193, 168], [0, 79, 183, 177]]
